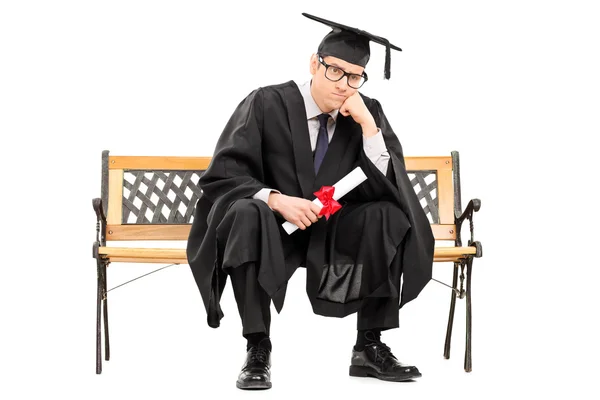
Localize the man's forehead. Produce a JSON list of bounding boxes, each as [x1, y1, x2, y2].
[[322, 55, 365, 74]]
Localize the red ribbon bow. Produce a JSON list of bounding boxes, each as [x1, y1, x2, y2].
[[314, 186, 342, 220]]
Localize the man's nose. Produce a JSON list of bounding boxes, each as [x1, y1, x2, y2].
[[335, 77, 349, 91]]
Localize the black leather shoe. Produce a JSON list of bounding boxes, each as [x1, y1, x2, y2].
[[349, 341, 421, 382], [236, 345, 272, 390]]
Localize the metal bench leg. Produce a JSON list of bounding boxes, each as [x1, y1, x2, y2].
[[102, 261, 110, 361], [96, 258, 103, 374], [444, 262, 460, 359], [464, 256, 473, 372]]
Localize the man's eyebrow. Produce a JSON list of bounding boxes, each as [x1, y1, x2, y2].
[[329, 63, 361, 75]]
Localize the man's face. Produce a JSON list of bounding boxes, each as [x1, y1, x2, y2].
[[309, 54, 365, 113]]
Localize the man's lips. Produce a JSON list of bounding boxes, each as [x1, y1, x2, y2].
[[332, 93, 346, 98]]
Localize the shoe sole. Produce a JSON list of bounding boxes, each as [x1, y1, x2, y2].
[[236, 380, 272, 390], [349, 365, 422, 382]]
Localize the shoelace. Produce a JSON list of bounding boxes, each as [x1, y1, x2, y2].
[[248, 347, 269, 364], [369, 341, 395, 363]]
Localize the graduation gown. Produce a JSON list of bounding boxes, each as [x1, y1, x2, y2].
[[186, 80, 434, 328]]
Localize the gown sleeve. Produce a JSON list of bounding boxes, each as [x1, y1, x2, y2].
[[199, 88, 269, 205], [341, 98, 405, 203], [186, 88, 272, 328]]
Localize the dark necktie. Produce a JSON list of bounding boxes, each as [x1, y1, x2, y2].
[[314, 113, 330, 174]]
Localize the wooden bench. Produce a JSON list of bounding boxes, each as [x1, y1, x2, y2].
[[92, 150, 482, 374]]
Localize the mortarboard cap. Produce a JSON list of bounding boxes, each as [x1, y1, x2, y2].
[[302, 12, 402, 80]]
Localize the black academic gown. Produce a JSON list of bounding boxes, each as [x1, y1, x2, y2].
[[186, 80, 435, 328]]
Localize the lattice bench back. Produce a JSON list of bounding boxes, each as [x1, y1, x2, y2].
[[100, 150, 462, 242]]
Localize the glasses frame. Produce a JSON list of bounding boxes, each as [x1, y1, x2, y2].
[[317, 55, 368, 89]]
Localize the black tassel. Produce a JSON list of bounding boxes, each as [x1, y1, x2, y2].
[[384, 39, 391, 79]]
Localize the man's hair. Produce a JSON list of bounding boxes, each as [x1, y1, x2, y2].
[[315, 52, 328, 69]]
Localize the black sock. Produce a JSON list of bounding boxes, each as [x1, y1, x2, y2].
[[245, 332, 271, 352], [354, 329, 381, 351]]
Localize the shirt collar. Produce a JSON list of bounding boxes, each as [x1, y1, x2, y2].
[[299, 80, 339, 122]]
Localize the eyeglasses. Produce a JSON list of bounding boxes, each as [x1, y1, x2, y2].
[[318, 55, 368, 89]]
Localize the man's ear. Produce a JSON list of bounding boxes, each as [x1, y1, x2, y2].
[[309, 54, 318, 75]]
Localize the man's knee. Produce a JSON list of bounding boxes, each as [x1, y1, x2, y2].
[[363, 201, 406, 223], [217, 200, 271, 268], [224, 198, 271, 225]]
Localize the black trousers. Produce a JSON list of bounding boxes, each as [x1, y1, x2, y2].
[[229, 263, 400, 337], [221, 199, 403, 337], [230, 262, 272, 337]]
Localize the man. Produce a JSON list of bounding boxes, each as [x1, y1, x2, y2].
[[186, 13, 435, 390]]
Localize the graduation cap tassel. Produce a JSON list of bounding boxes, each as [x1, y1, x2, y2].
[[384, 39, 391, 80]]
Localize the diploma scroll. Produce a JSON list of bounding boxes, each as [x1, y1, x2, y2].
[[282, 166, 368, 235]]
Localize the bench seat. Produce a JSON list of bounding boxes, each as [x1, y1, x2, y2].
[[98, 246, 478, 264]]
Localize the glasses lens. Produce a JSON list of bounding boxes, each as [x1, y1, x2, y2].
[[347, 74, 365, 89], [325, 66, 344, 81]]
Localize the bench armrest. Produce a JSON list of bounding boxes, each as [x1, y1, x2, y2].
[[92, 198, 107, 249], [454, 198, 483, 257], [93, 198, 106, 223]]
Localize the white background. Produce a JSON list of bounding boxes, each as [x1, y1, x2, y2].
[[1, 0, 599, 399]]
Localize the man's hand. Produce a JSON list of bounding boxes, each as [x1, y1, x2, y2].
[[268, 193, 322, 230], [339, 92, 378, 137]]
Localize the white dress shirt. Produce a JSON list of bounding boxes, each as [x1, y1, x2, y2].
[[253, 80, 390, 205]]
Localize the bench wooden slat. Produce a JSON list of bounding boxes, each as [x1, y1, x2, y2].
[[98, 246, 477, 263], [109, 156, 212, 170], [104, 256, 472, 264], [437, 169, 454, 225], [404, 156, 452, 171], [99, 247, 186, 259], [106, 224, 460, 241], [108, 257, 187, 264], [106, 225, 191, 240], [435, 246, 477, 256], [105, 155, 453, 174], [107, 170, 123, 225], [431, 225, 457, 240]]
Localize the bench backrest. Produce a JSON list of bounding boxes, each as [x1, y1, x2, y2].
[[100, 150, 463, 243]]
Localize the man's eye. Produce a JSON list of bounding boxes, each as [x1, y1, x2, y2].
[[350, 75, 360, 82], [330, 67, 340, 74]]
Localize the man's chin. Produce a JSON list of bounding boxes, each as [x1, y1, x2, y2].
[[329, 99, 345, 110]]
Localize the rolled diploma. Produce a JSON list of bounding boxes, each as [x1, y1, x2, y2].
[[282, 166, 368, 235]]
